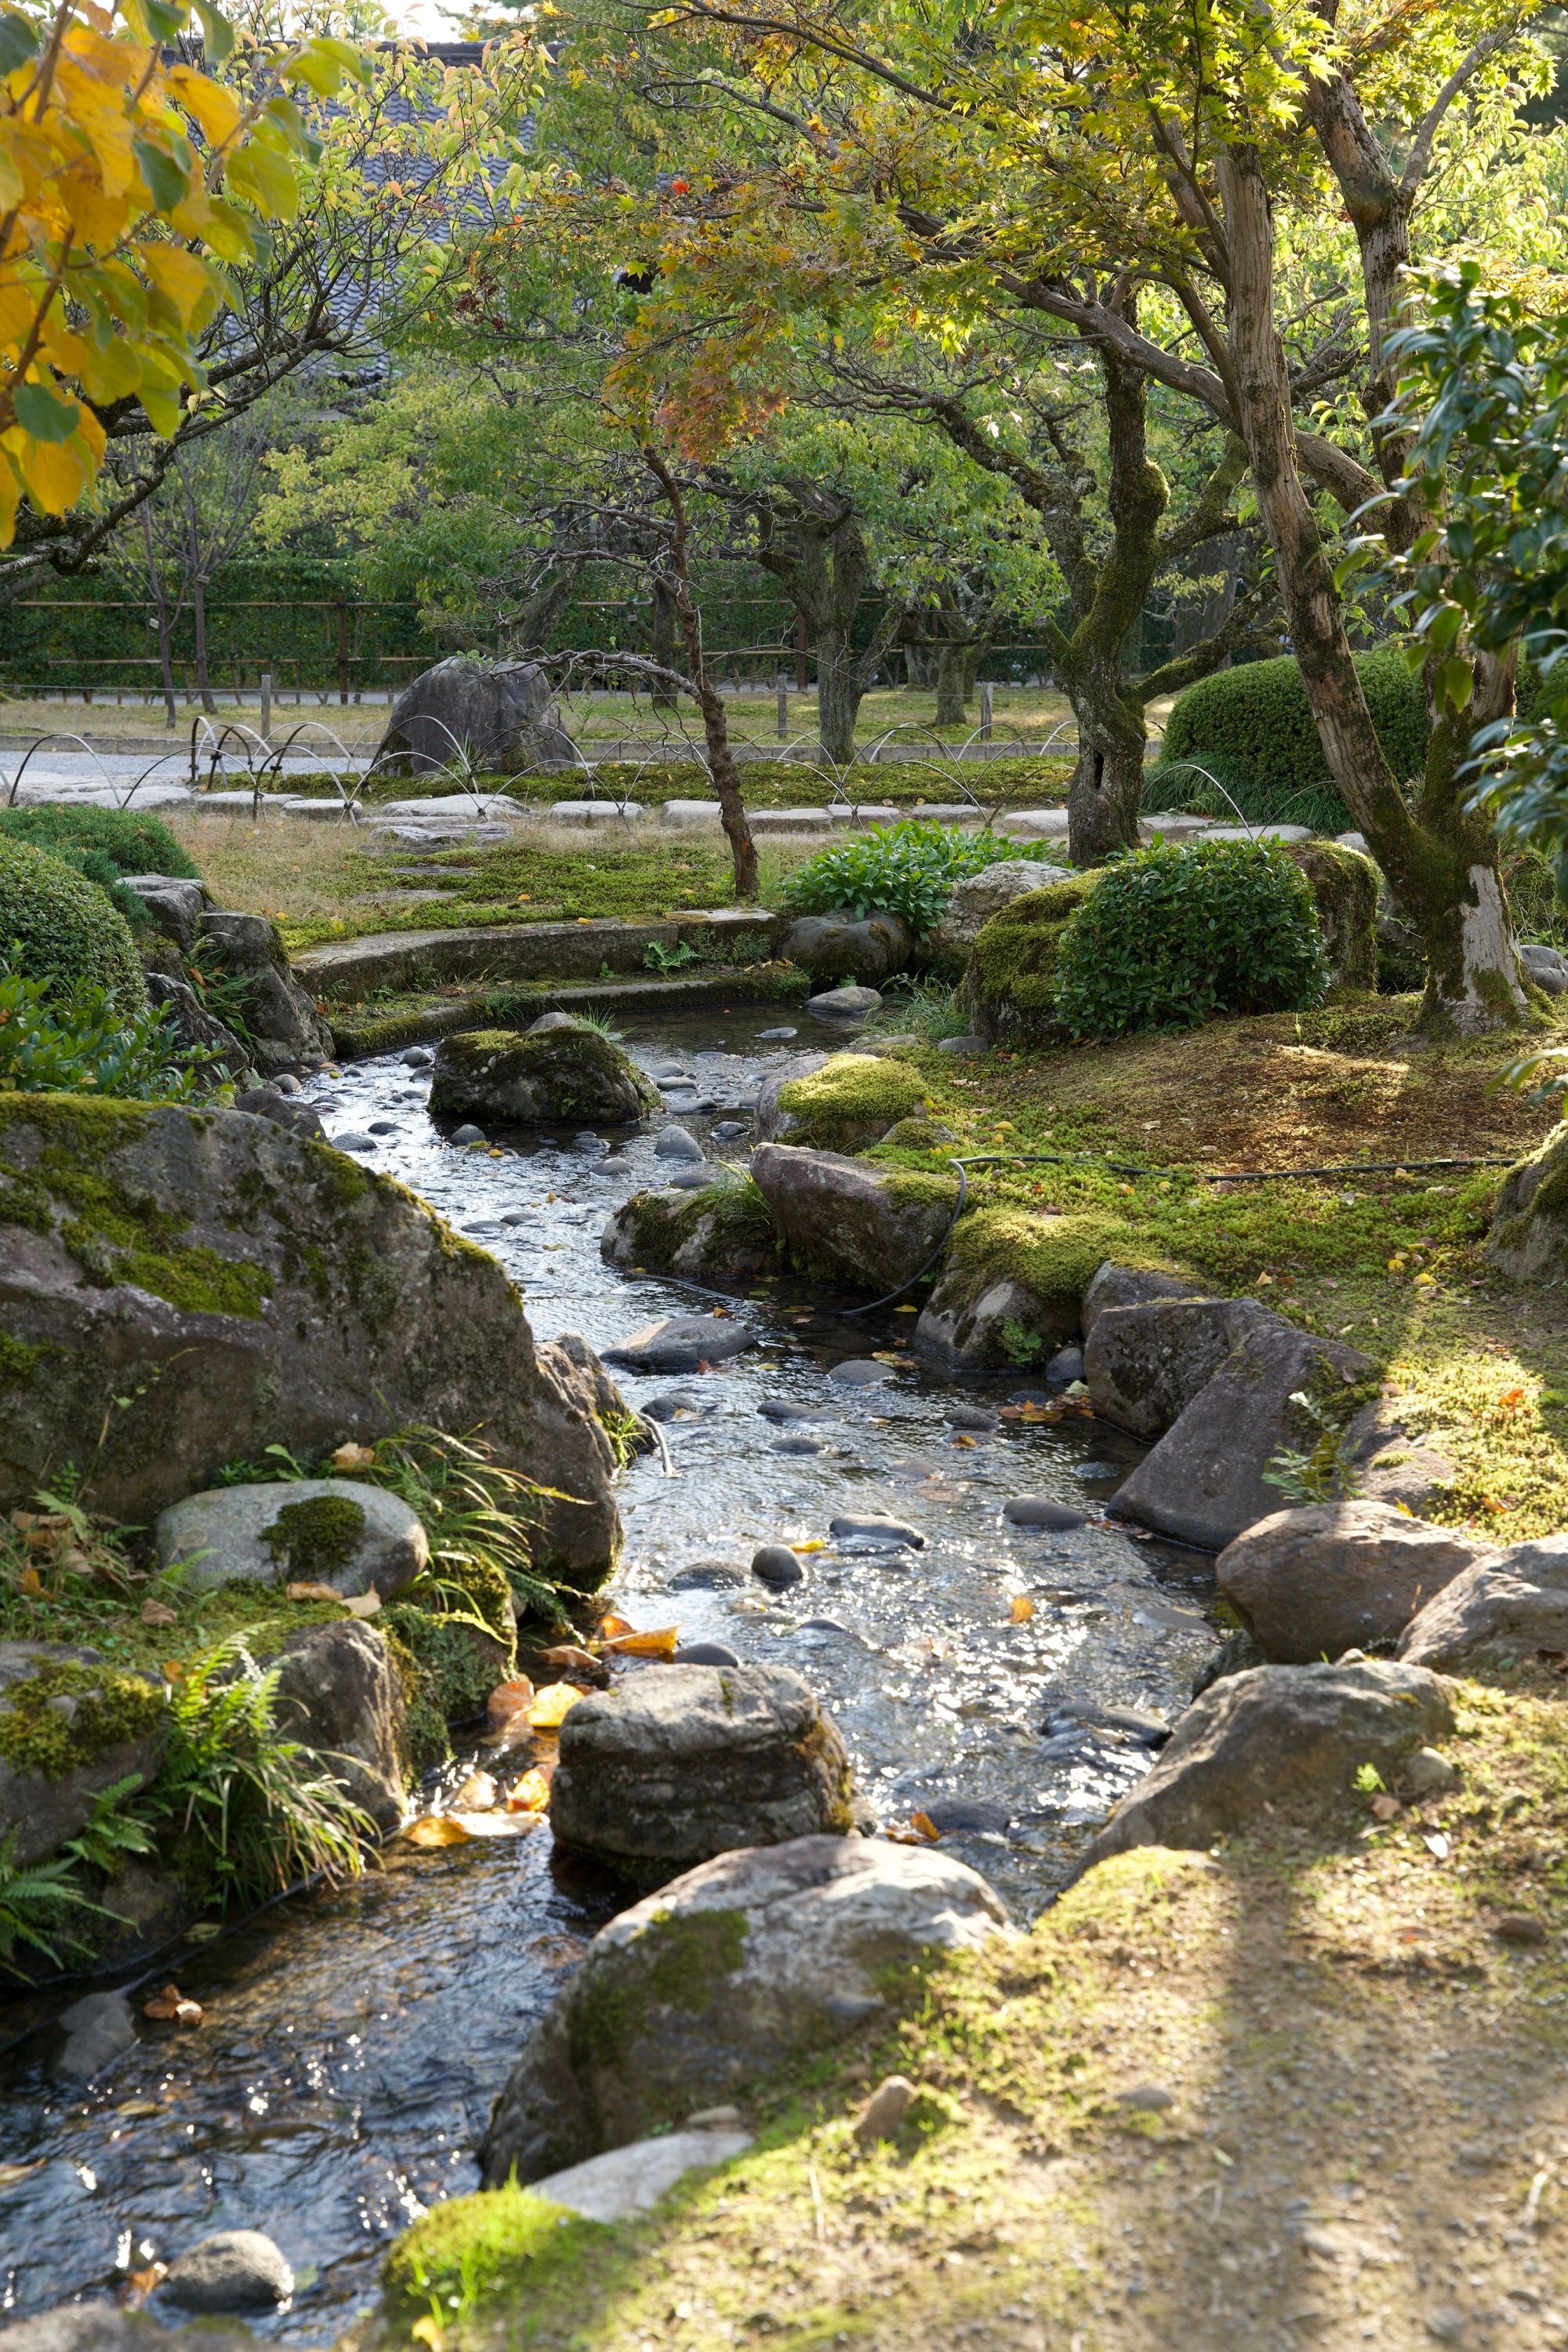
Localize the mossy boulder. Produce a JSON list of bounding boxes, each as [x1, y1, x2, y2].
[[1486, 1125, 1568, 1283], [0, 1642, 167, 1867], [762, 1051, 929, 1152], [601, 1178, 784, 1288], [0, 837, 147, 1008], [155, 1479, 429, 1599], [429, 1027, 660, 1127], [916, 1206, 1181, 1370], [966, 874, 1097, 1043], [750, 1142, 957, 1291], [1283, 840, 1378, 990], [0, 1094, 625, 1584], [478, 1833, 1010, 2187]]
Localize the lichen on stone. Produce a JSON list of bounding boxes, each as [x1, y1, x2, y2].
[[262, 1494, 368, 1581]]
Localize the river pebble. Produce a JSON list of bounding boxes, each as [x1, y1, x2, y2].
[[451, 1123, 486, 1145], [670, 1561, 746, 1589], [946, 1405, 999, 1431], [654, 1127, 704, 1162], [1004, 1497, 1088, 1530], [673, 1642, 741, 1666], [162, 2229, 294, 2313], [829, 1515, 924, 1550], [400, 1046, 434, 1066], [752, 1544, 805, 1588], [774, 1435, 825, 1454], [758, 1399, 833, 1422], [829, 1358, 891, 1385], [757, 1026, 797, 1039]]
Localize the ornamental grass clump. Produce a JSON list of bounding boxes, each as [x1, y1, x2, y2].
[[1051, 838, 1330, 1038]]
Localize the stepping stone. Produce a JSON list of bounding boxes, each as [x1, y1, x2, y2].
[[829, 1515, 924, 1550], [603, 1316, 755, 1372], [829, 1358, 891, 1385], [368, 1119, 398, 1135], [1004, 1497, 1087, 1531], [401, 1047, 434, 1067], [548, 800, 648, 823]]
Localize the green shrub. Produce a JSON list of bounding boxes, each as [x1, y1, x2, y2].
[[775, 821, 1060, 937], [1143, 748, 1349, 837], [1160, 648, 1428, 815], [1051, 839, 1330, 1037], [0, 966, 201, 1098], [0, 806, 200, 939], [0, 837, 146, 1007]]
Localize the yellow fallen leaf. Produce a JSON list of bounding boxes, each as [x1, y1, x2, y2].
[[529, 1682, 583, 1729], [405, 1813, 474, 1847], [790, 1538, 827, 1553], [872, 1352, 902, 1364], [601, 1627, 679, 1657], [506, 1766, 552, 1813], [909, 1811, 941, 1841], [597, 1612, 633, 1639], [1009, 1595, 1035, 1623], [412, 2317, 444, 2351], [895, 1303, 919, 1312], [952, 1433, 978, 1449], [331, 1442, 376, 1470]]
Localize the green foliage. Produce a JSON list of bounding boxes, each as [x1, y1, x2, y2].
[[1142, 748, 1349, 837], [1261, 1392, 1364, 1505], [1051, 840, 1330, 1038], [776, 821, 1059, 937], [63, 1776, 157, 1877], [147, 1638, 372, 1908], [0, 1831, 118, 1975], [644, 938, 698, 972], [0, 964, 202, 1100], [1160, 648, 1428, 811], [0, 804, 200, 885], [0, 838, 147, 1007]]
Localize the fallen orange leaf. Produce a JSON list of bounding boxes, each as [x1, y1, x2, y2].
[[529, 1682, 583, 1729], [405, 1813, 474, 1847], [597, 1613, 633, 1639], [909, 1811, 941, 1841], [162, 1661, 183, 1682], [331, 1442, 376, 1470], [486, 1676, 536, 1728], [17, 1565, 41, 1596], [506, 1766, 552, 1813], [1009, 1595, 1036, 1623], [600, 1627, 678, 1657]]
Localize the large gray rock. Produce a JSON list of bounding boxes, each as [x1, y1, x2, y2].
[[429, 1028, 659, 1127], [268, 1621, 408, 1833], [804, 985, 882, 1023], [120, 875, 208, 952], [376, 655, 575, 776], [1082, 1661, 1454, 1864], [1487, 1127, 1568, 1282], [915, 1261, 1078, 1370], [1217, 1502, 1492, 1664], [1107, 1320, 1374, 1552], [600, 1185, 783, 1287], [753, 1051, 830, 1142], [548, 1663, 857, 1871], [779, 909, 913, 986], [1081, 1262, 1210, 1336], [926, 859, 1072, 967], [0, 2309, 255, 2352], [142, 972, 249, 1080], [528, 2127, 755, 2222], [601, 1313, 756, 1373], [1085, 1298, 1278, 1440], [1399, 1536, 1568, 1672], [162, 2230, 293, 2313], [0, 1098, 623, 1584], [194, 909, 332, 1074], [1521, 941, 1568, 996], [56, 1991, 136, 2082], [155, 1479, 427, 1599], [750, 1142, 957, 1291], [478, 1833, 1010, 2184], [1341, 1396, 1457, 1513], [0, 1643, 166, 1869]]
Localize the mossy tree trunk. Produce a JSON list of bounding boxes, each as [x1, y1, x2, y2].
[[736, 481, 901, 765], [935, 641, 969, 728]]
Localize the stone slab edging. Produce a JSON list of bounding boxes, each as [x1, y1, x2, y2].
[[292, 906, 789, 996], [328, 969, 802, 1058]]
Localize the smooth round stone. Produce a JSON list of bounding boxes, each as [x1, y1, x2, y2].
[[462, 1220, 504, 1236], [665, 1165, 719, 1190], [332, 1131, 377, 1151], [573, 1133, 608, 1154], [795, 1616, 848, 1634], [451, 1123, 487, 1145], [655, 1073, 698, 1091], [829, 1514, 924, 1551], [752, 1543, 805, 1588], [649, 1059, 688, 1076], [774, 1435, 825, 1455], [673, 1641, 741, 1667], [641, 1391, 711, 1422], [401, 1046, 434, 1067], [936, 1033, 988, 1054], [946, 1404, 998, 1432], [654, 1126, 704, 1162], [829, 1358, 891, 1385], [807, 985, 882, 1023], [162, 2230, 294, 2314], [712, 1120, 748, 1141], [1047, 1345, 1085, 1386], [1004, 1497, 1088, 1531], [669, 1561, 746, 1590], [368, 1119, 398, 1135], [758, 1399, 833, 1424], [500, 1210, 531, 1226], [274, 1072, 302, 1095], [920, 1797, 1011, 1835], [757, 1026, 797, 1040], [527, 1010, 579, 1034]]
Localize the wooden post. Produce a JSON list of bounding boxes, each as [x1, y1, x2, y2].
[[979, 681, 993, 741], [336, 600, 350, 705], [776, 676, 788, 740], [260, 670, 273, 740]]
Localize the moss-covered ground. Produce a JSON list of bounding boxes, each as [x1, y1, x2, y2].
[[372, 1669, 1568, 2352]]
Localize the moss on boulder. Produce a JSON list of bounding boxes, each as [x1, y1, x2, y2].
[[1487, 1124, 1568, 1282], [768, 1051, 929, 1152], [0, 1643, 168, 1867], [966, 874, 1098, 1043], [601, 1178, 784, 1287], [1284, 840, 1379, 990], [917, 1205, 1188, 1370], [429, 1027, 659, 1126]]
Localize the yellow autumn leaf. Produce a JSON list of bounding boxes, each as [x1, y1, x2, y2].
[[1009, 1594, 1035, 1622], [506, 1766, 552, 1813], [166, 64, 242, 149], [136, 242, 215, 328], [528, 1682, 583, 1729], [15, 434, 84, 514], [599, 1626, 679, 1657], [405, 1813, 474, 1847]]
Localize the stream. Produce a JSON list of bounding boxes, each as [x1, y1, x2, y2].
[[0, 1007, 1218, 2336]]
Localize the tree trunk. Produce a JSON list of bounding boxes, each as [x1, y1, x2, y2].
[[648, 578, 678, 713], [191, 574, 217, 716], [140, 507, 178, 730], [1064, 682, 1147, 863], [1214, 142, 1525, 1033], [934, 642, 968, 728], [815, 635, 862, 764]]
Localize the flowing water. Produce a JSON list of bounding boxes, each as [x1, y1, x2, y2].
[[0, 1009, 1218, 2336]]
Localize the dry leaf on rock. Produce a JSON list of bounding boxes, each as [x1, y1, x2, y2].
[[600, 1626, 679, 1657], [331, 1443, 377, 1470], [140, 1599, 177, 1627], [143, 1984, 202, 2026]]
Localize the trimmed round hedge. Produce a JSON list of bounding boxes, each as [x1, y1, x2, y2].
[[1051, 838, 1329, 1037], [0, 837, 147, 1007], [1160, 648, 1426, 816]]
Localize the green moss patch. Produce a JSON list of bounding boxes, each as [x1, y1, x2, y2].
[[967, 874, 1097, 1039], [262, 1494, 367, 1581], [775, 1053, 928, 1149], [383, 2184, 605, 2324], [0, 1660, 165, 1779]]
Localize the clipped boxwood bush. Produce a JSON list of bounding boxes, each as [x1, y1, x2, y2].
[[1051, 839, 1330, 1037], [0, 837, 147, 1007], [0, 805, 199, 940], [1160, 648, 1427, 814], [775, 821, 1061, 937]]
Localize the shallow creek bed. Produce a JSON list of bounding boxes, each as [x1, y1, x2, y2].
[[0, 1007, 1218, 2336]]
